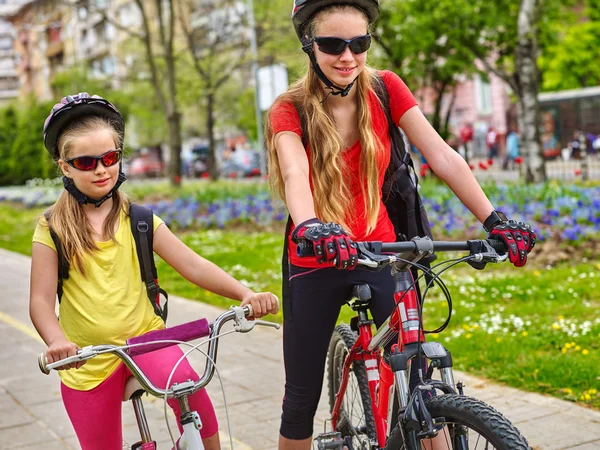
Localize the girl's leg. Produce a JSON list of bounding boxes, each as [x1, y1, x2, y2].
[[280, 266, 348, 449], [133, 346, 220, 449], [61, 364, 130, 450]]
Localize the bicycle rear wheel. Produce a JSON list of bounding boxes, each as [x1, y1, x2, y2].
[[384, 394, 531, 450], [327, 324, 376, 450]]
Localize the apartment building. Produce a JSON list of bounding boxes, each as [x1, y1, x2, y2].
[[0, 1, 28, 104], [6, 0, 74, 100]]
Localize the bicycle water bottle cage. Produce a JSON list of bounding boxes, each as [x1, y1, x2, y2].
[[314, 431, 346, 450]]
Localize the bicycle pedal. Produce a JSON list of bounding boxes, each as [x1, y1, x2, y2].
[[314, 431, 347, 449]]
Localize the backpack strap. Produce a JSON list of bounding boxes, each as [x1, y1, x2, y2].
[[44, 211, 69, 303], [281, 216, 293, 320], [373, 73, 429, 241], [130, 203, 168, 322]]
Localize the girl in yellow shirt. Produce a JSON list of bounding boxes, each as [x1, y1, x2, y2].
[[31, 93, 279, 450]]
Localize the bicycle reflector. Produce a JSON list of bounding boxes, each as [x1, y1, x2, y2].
[[421, 342, 448, 359]]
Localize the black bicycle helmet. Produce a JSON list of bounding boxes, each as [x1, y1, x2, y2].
[[44, 93, 124, 161], [291, 0, 380, 98], [43, 93, 127, 207], [292, 0, 380, 41]]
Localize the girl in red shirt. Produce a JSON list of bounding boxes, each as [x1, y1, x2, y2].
[[266, 1, 535, 448]]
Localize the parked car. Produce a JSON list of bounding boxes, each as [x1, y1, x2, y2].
[[128, 155, 164, 178], [220, 148, 262, 178], [188, 145, 210, 178]]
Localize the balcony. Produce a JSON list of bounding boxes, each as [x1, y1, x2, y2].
[[46, 40, 63, 58]]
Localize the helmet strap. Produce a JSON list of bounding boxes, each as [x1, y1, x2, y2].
[[302, 42, 359, 101], [62, 167, 127, 208]]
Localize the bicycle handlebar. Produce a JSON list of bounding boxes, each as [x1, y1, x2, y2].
[[297, 237, 507, 269], [38, 304, 280, 399]]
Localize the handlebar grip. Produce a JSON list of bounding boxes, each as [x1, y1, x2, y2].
[[38, 352, 85, 373], [488, 238, 507, 254], [296, 240, 315, 257], [126, 318, 210, 357], [38, 353, 50, 375]]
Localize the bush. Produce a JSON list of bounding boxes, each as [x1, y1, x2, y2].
[[7, 99, 57, 186], [0, 105, 18, 185]]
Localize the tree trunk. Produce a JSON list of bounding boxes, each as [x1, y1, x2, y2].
[[207, 92, 219, 181], [515, 0, 546, 183], [431, 80, 448, 135], [443, 88, 457, 140], [167, 107, 182, 187]]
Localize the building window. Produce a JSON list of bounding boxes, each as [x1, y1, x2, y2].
[[474, 75, 492, 115]]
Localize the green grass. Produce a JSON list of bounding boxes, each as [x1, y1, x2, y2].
[[1, 201, 599, 409], [123, 179, 271, 203]]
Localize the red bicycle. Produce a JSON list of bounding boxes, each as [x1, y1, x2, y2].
[[301, 237, 531, 450]]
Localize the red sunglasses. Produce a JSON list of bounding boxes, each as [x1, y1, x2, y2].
[[65, 149, 122, 171]]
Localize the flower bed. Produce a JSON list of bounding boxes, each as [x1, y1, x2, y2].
[[1, 180, 598, 242]]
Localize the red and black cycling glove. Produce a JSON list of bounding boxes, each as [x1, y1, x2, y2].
[[292, 218, 358, 269], [488, 220, 536, 267]]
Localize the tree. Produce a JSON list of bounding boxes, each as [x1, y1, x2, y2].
[[539, 0, 600, 91], [176, 0, 254, 180], [10, 100, 56, 185], [86, 0, 184, 185], [0, 105, 18, 186], [375, 0, 482, 140], [465, 0, 567, 183]]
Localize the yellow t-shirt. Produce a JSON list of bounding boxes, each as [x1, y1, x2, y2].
[[32, 208, 166, 390]]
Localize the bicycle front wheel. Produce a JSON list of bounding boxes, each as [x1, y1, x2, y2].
[[384, 394, 530, 450], [327, 324, 376, 450]]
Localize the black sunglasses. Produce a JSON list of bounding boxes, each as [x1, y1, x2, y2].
[[66, 149, 122, 171], [313, 34, 372, 55]]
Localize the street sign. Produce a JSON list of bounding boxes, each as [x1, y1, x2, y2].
[[258, 64, 288, 111]]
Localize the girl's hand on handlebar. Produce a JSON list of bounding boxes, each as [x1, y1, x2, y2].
[[46, 338, 84, 370], [241, 292, 280, 318]]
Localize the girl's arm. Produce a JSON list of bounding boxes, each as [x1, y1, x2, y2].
[[274, 131, 317, 225], [399, 107, 494, 223], [30, 243, 81, 369], [153, 225, 278, 317]]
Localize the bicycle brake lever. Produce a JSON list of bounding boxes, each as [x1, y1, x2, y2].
[[467, 240, 507, 270], [254, 319, 281, 330], [231, 305, 281, 333]]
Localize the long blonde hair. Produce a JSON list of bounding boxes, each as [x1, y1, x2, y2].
[[45, 116, 129, 274], [266, 5, 383, 234]]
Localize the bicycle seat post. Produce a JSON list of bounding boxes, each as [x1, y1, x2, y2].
[[124, 377, 155, 449]]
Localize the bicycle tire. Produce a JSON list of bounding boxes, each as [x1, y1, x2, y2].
[[328, 324, 377, 449], [383, 394, 531, 450]]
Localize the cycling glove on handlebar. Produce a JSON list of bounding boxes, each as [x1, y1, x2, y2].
[[488, 220, 536, 267], [292, 218, 358, 269]]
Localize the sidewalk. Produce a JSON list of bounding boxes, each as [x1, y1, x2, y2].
[[1, 248, 599, 449]]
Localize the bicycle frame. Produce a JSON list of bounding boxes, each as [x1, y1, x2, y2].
[[330, 265, 457, 448], [40, 305, 280, 450]]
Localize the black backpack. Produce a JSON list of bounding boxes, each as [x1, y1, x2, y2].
[[46, 203, 169, 322]]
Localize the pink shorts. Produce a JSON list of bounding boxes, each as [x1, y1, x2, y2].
[[61, 346, 218, 450]]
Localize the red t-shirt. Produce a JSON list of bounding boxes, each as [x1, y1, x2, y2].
[[269, 70, 418, 267]]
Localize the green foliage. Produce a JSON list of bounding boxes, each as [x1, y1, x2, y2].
[[0, 106, 18, 186], [539, 7, 600, 91], [254, 0, 306, 83], [9, 99, 57, 185]]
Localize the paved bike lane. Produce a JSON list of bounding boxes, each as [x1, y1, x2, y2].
[[1, 248, 599, 450]]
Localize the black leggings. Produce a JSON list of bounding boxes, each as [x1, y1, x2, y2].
[[280, 264, 401, 440]]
